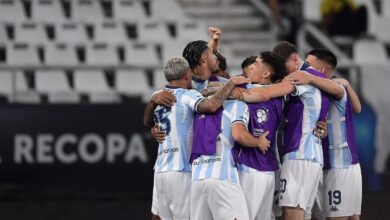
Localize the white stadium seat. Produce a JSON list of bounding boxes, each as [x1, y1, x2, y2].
[[44, 43, 79, 66], [55, 22, 89, 44], [124, 42, 159, 67], [31, 0, 66, 23], [85, 43, 120, 66], [0, 0, 26, 23], [113, 0, 147, 21], [14, 22, 48, 44], [7, 43, 41, 66]]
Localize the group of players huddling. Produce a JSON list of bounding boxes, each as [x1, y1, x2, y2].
[[143, 27, 362, 220]]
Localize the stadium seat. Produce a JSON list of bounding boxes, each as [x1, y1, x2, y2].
[[153, 69, 167, 90], [371, 17, 390, 43], [124, 42, 159, 67], [85, 43, 120, 66], [0, 23, 8, 42], [302, 0, 322, 22], [176, 20, 208, 42], [44, 43, 79, 66], [35, 69, 80, 103], [35, 69, 72, 93], [31, 0, 66, 23], [149, 0, 186, 22], [115, 69, 152, 100], [137, 20, 172, 43], [71, 0, 105, 23], [353, 40, 388, 65], [74, 69, 120, 103], [0, 0, 26, 23], [13, 70, 41, 103], [383, 0, 390, 18], [112, 0, 147, 21], [0, 70, 13, 98], [94, 21, 128, 44], [161, 40, 188, 63], [7, 43, 41, 66], [55, 22, 89, 44], [14, 22, 48, 44]]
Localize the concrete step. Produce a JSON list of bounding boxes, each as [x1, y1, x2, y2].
[[220, 31, 275, 43], [183, 5, 255, 17], [197, 17, 265, 30]]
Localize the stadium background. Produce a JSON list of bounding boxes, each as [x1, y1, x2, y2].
[[0, 0, 388, 219]]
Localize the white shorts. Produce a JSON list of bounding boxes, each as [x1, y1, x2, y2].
[[151, 173, 159, 216], [190, 178, 249, 220], [155, 171, 191, 220], [322, 163, 362, 217], [272, 170, 282, 219], [278, 160, 322, 211], [239, 171, 275, 220], [305, 177, 325, 220]]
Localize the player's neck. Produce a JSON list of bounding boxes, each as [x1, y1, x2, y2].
[[168, 80, 187, 89], [192, 66, 210, 81]]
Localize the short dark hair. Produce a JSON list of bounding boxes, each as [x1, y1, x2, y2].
[[260, 51, 287, 83], [272, 41, 298, 62], [182, 40, 209, 69], [214, 50, 227, 71], [241, 56, 257, 70], [307, 48, 338, 69]]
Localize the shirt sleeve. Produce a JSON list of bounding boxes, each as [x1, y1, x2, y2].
[[231, 101, 250, 128], [182, 89, 205, 112]]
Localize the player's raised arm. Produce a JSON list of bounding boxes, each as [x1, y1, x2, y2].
[[207, 27, 221, 51], [285, 70, 344, 100], [197, 76, 250, 113]]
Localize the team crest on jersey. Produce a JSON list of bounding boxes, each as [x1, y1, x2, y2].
[[256, 108, 268, 124]]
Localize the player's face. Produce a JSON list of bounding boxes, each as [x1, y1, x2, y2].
[[246, 57, 262, 83], [285, 54, 299, 73], [205, 47, 218, 73], [305, 55, 332, 79]]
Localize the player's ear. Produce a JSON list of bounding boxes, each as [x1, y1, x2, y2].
[[263, 70, 271, 79], [200, 51, 208, 64]]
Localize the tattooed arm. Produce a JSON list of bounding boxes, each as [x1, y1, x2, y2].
[[197, 76, 249, 113]]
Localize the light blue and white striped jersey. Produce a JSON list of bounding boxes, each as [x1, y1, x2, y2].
[[327, 86, 352, 168], [284, 83, 326, 164], [154, 86, 204, 173], [192, 100, 249, 184]]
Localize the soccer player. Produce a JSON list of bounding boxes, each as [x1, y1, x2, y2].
[[232, 51, 286, 220], [190, 99, 252, 220], [231, 41, 344, 220], [144, 57, 249, 220], [241, 55, 258, 77], [285, 48, 362, 220]]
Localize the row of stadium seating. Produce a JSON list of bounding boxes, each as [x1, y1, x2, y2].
[[0, 20, 208, 44], [0, 68, 165, 103], [0, 0, 184, 23]]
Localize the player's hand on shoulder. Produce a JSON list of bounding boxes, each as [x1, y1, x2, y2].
[[333, 78, 350, 87], [229, 87, 247, 100], [151, 90, 176, 107], [229, 76, 250, 85], [284, 70, 311, 85]]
